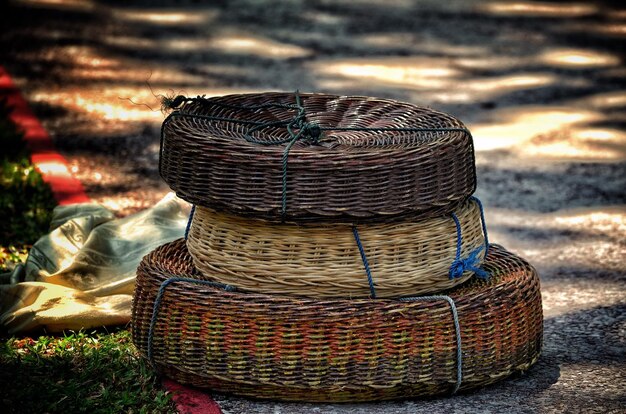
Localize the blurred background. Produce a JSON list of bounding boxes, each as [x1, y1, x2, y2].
[[1, 0, 624, 214], [0, 0, 624, 412]]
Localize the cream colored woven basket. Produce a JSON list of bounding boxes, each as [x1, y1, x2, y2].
[[186, 198, 487, 298]]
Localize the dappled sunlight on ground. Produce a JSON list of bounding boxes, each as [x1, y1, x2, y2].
[[197, 63, 257, 79], [539, 49, 621, 68], [102, 35, 159, 50], [16, 42, 209, 89], [580, 90, 626, 108], [111, 8, 219, 26], [15, 0, 94, 11], [30, 87, 165, 124], [208, 33, 313, 59], [301, 10, 346, 26], [478, 1, 598, 18], [559, 21, 626, 39], [554, 208, 626, 232], [525, 128, 626, 161], [60, 46, 120, 69], [541, 280, 623, 317], [357, 33, 490, 56], [470, 106, 601, 150], [454, 48, 621, 71], [311, 57, 560, 103], [453, 56, 524, 71], [319, 0, 414, 8], [312, 58, 463, 90], [18, 45, 121, 74], [30, 85, 260, 133], [77, 99, 161, 122], [470, 84, 626, 161], [486, 206, 626, 292], [492, 205, 626, 239], [103, 31, 313, 59], [435, 74, 557, 102], [68, 66, 206, 84]]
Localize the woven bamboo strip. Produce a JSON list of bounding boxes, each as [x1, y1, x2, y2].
[[160, 92, 476, 222], [132, 240, 543, 402], [187, 198, 485, 298]]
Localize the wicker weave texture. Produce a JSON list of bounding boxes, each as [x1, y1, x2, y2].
[[187, 198, 485, 298], [132, 240, 543, 402], [160, 92, 476, 222]]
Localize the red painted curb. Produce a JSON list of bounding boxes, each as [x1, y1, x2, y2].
[[0, 66, 90, 205], [163, 379, 223, 414]]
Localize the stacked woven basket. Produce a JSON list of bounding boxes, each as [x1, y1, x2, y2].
[[132, 92, 543, 402]]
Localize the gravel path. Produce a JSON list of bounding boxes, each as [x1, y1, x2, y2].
[[1, 0, 625, 413]]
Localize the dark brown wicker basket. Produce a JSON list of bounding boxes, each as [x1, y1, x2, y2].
[[132, 240, 543, 402], [159, 92, 476, 222]]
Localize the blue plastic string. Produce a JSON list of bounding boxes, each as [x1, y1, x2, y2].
[[352, 226, 376, 299], [449, 211, 489, 280], [184, 205, 196, 240], [147, 277, 235, 364], [399, 295, 462, 394]]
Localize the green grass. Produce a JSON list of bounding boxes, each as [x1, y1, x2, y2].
[[0, 100, 176, 413], [0, 329, 176, 413], [0, 97, 56, 272]]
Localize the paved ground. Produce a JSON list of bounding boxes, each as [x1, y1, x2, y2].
[[1, 0, 625, 413]]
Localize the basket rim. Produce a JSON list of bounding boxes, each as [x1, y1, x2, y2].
[[166, 91, 471, 150]]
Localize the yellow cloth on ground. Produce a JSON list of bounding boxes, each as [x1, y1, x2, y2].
[[0, 193, 189, 334]]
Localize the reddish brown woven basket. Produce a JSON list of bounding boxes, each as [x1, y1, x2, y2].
[[159, 92, 476, 222], [132, 240, 543, 402]]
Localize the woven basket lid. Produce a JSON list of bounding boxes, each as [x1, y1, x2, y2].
[[160, 92, 476, 222]]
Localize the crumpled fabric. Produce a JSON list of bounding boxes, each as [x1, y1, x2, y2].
[[0, 193, 190, 334]]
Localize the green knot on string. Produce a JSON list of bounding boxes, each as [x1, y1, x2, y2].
[[285, 93, 322, 144], [241, 90, 321, 220], [276, 91, 321, 219], [242, 90, 322, 145]]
